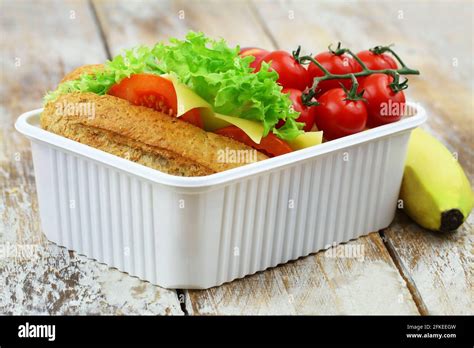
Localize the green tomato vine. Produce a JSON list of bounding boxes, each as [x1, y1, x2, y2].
[[293, 43, 420, 106]]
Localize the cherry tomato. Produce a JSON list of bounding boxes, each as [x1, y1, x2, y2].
[[259, 50, 311, 90], [357, 50, 398, 70], [314, 88, 367, 140], [239, 47, 269, 71], [356, 50, 398, 86], [361, 73, 405, 127], [277, 88, 316, 131], [215, 126, 293, 157], [108, 74, 203, 128], [307, 51, 362, 94]]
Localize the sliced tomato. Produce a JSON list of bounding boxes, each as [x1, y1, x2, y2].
[[215, 126, 293, 157], [108, 74, 203, 128], [179, 108, 203, 128], [108, 74, 176, 113]]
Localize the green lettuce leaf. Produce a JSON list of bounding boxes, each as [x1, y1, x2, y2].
[[44, 31, 303, 141], [43, 46, 163, 103]]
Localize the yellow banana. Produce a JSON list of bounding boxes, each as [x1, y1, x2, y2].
[[400, 128, 474, 232]]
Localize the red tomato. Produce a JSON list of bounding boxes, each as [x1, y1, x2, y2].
[[178, 109, 203, 128], [108, 74, 203, 128], [278, 88, 316, 131], [314, 88, 367, 140], [356, 50, 398, 86], [239, 47, 269, 71], [361, 73, 405, 127], [259, 50, 311, 90], [215, 126, 293, 157], [307, 52, 362, 94], [357, 50, 398, 70]]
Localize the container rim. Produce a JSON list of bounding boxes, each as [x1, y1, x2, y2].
[[15, 101, 426, 188]]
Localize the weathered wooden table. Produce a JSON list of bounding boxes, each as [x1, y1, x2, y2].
[[1, 0, 472, 315]]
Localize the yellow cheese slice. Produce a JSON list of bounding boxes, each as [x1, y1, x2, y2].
[[287, 131, 323, 150], [213, 113, 264, 144], [164, 74, 212, 115], [164, 74, 264, 144], [163, 74, 319, 149], [199, 109, 232, 131]]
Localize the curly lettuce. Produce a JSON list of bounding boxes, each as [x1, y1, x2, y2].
[[44, 46, 160, 102], [44, 31, 303, 141]]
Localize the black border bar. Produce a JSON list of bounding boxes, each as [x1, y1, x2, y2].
[[0, 315, 472, 345]]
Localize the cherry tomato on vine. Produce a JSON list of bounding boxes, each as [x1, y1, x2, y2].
[[314, 88, 367, 140], [307, 51, 362, 94], [361, 73, 405, 127], [357, 50, 398, 70], [356, 50, 398, 85], [239, 47, 269, 71], [277, 88, 316, 131], [259, 50, 311, 90]]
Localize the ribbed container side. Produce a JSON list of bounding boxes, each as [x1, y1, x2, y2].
[[37, 147, 154, 282], [30, 130, 410, 289], [211, 135, 404, 286]]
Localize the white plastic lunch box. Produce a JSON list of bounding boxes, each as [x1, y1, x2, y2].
[[15, 103, 426, 289]]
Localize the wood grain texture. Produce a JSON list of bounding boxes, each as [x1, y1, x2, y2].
[[92, 0, 274, 55], [382, 213, 473, 315], [0, 245, 182, 314], [0, 0, 182, 314], [91, 0, 421, 314], [1, 0, 472, 315], [186, 233, 419, 314], [252, 0, 473, 314]]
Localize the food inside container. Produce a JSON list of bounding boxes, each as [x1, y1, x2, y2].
[[40, 32, 419, 177], [16, 32, 445, 289]]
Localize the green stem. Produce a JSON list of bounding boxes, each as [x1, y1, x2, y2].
[[309, 67, 417, 84], [305, 67, 414, 104], [340, 48, 369, 71], [330, 45, 371, 72], [296, 43, 420, 106], [342, 74, 366, 102], [298, 55, 331, 75], [371, 45, 408, 68]]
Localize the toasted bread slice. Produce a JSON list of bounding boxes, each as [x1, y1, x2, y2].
[[60, 64, 105, 83], [41, 91, 267, 176]]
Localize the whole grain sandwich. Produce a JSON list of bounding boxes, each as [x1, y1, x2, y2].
[[42, 32, 322, 176]]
